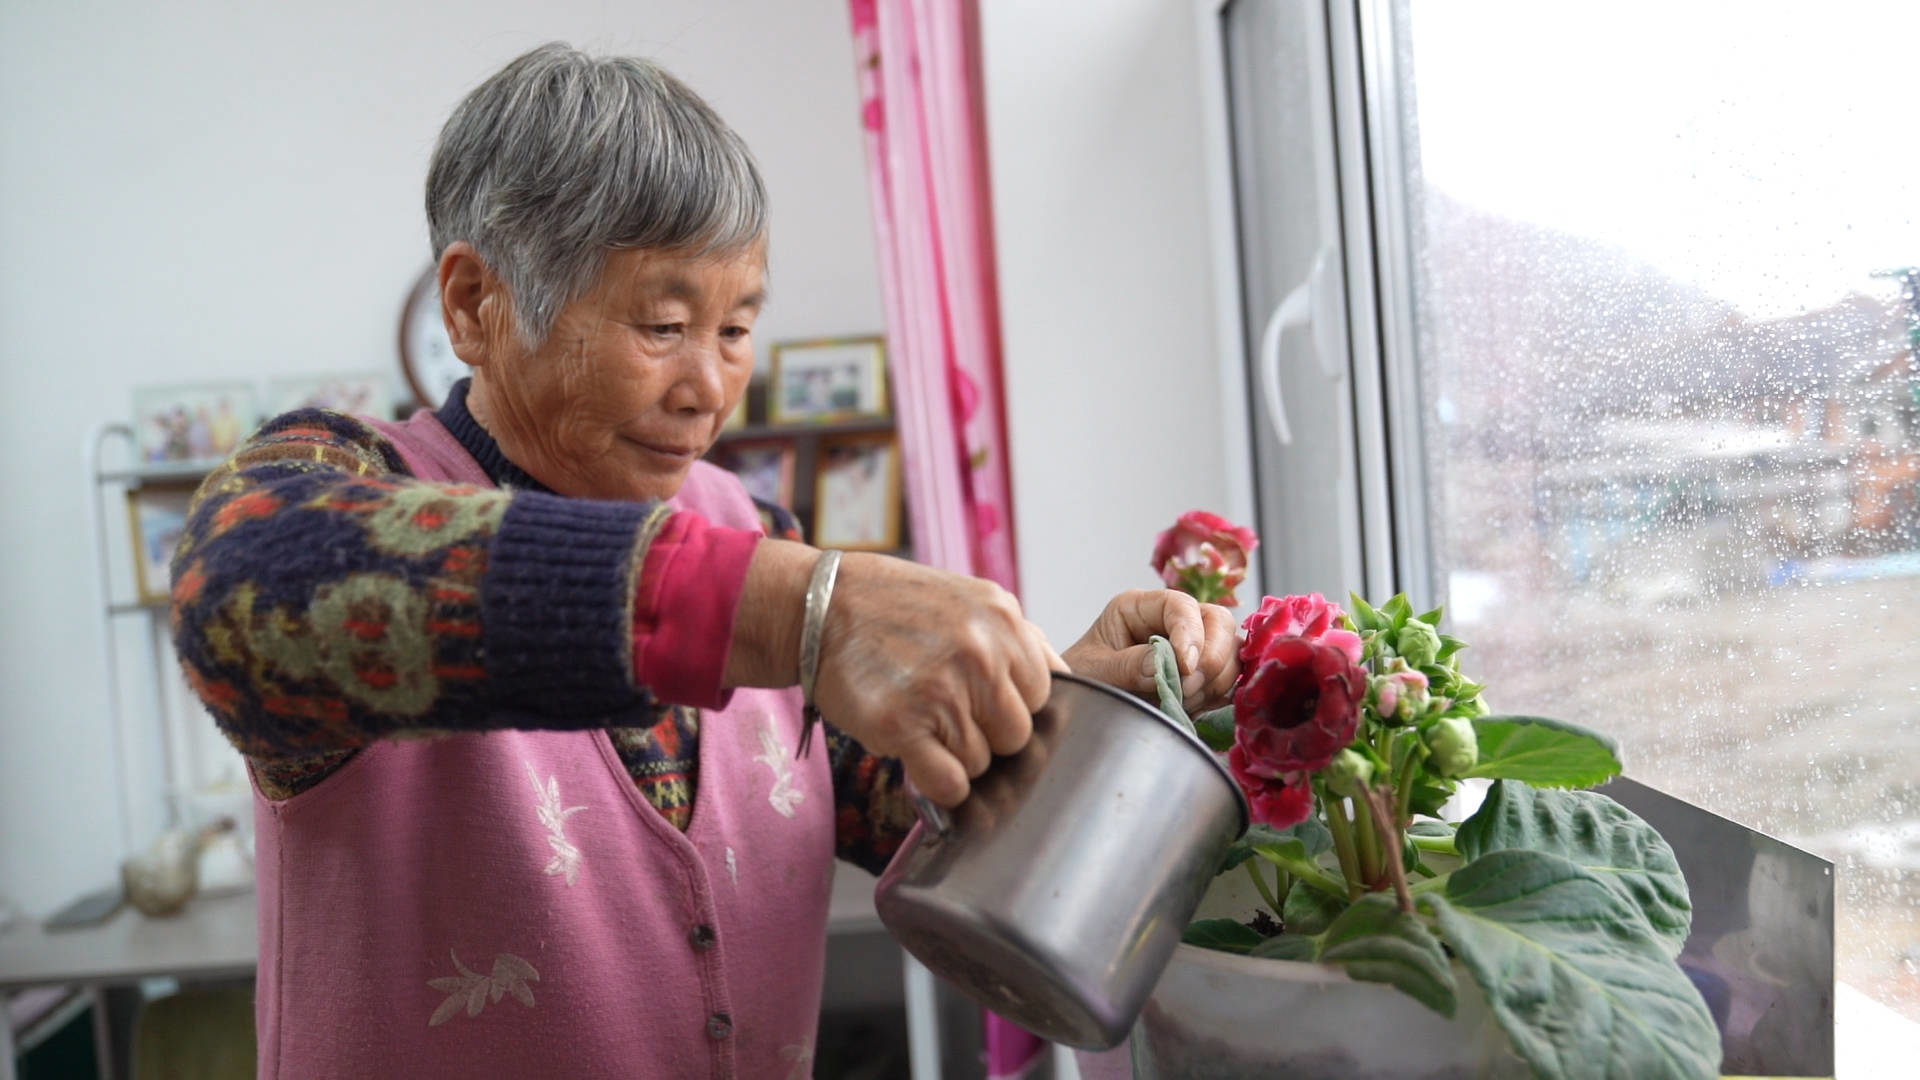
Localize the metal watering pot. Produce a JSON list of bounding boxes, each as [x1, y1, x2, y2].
[[873, 672, 1250, 1049]]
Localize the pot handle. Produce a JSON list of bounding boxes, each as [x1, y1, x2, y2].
[[909, 784, 953, 838]]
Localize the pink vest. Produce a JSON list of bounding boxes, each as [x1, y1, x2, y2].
[[251, 409, 836, 1079]]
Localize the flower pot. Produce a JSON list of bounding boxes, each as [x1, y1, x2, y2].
[[1128, 864, 1530, 1079]]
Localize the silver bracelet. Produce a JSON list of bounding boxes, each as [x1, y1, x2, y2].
[[795, 549, 843, 759]]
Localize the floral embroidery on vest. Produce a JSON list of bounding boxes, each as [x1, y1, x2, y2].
[[428, 950, 539, 1027], [526, 761, 587, 886], [752, 717, 803, 818]]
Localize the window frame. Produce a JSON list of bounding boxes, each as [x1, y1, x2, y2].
[[1193, 0, 1920, 1060]]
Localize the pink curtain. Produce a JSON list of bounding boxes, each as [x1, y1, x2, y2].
[[848, 0, 1020, 596], [848, 1, 1037, 1075]]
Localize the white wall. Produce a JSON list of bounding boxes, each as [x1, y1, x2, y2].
[[0, 0, 882, 915], [980, 0, 1238, 644]]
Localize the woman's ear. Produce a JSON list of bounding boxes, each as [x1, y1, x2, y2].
[[438, 242, 496, 369]]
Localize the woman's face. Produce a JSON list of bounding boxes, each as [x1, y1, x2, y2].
[[465, 244, 765, 502]]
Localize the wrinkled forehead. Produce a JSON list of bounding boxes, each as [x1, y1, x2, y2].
[[596, 244, 769, 311]]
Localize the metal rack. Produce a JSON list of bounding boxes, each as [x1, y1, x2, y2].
[[82, 422, 218, 859]]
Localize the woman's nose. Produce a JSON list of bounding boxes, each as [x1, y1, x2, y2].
[[667, 338, 727, 415]]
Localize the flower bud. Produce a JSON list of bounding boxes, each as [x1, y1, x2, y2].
[[1324, 747, 1374, 798], [1370, 668, 1429, 724], [1425, 715, 1479, 778], [1397, 621, 1442, 669]]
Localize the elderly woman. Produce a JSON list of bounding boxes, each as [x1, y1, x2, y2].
[[172, 44, 1238, 1078]]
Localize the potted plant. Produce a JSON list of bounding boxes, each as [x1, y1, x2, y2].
[[1121, 513, 1722, 1080]]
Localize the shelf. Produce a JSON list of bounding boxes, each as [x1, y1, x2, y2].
[[711, 415, 895, 446], [107, 601, 164, 617], [96, 462, 211, 487]]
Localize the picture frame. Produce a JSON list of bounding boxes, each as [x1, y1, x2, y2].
[[709, 438, 797, 508], [769, 336, 889, 424], [127, 484, 197, 605], [267, 372, 393, 420], [132, 382, 259, 467], [813, 433, 902, 551]]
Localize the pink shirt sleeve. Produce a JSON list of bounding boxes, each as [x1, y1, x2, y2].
[[630, 512, 761, 709]]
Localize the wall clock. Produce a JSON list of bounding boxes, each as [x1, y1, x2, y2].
[[398, 267, 466, 409]]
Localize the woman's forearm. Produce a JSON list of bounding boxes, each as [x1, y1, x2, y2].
[[721, 537, 813, 689]]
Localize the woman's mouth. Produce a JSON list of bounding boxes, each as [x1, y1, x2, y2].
[[632, 439, 702, 461]]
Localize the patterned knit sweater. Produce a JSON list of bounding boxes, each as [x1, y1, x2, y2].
[[170, 381, 914, 872]]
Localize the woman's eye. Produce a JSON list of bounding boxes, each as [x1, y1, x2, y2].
[[720, 326, 749, 341], [643, 323, 683, 337]]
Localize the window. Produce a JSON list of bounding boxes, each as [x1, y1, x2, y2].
[[1396, 0, 1917, 1026], [1221, 0, 1919, 1052]]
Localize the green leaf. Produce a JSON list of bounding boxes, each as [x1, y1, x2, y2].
[[1282, 878, 1348, 935], [1420, 851, 1720, 1080], [1316, 894, 1458, 1017], [1348, 592, 1386, 633], [1388, 727, 1425, 772], [1407, 819, 1456, 838], [1383, 593, 1413, 630], [1416, 605, 1445, 627], [1219, 818, 1332, 874], [1181, 918, 1263, 954], [1252, 833, 1350, 900], [1286, 814, 1335, 857], [1194, 704, 1234, 752], [1251, 836, 1311, 865], [1407, 775, 1457, 817], [1437, 634, 1467, 663], [1456, 781, 1692, 956], [1248, 933, 1318, 961], [1248, 821, 1333, 864], [1465, 715, 1622, 788], [1147, 636, 1193, 734]]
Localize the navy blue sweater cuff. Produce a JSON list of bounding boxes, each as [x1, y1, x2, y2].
[[482, 491, 659, 719]]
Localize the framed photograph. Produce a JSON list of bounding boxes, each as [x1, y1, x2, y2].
[[813, 434, 902, 551], [132, 382, 258, 467], [769, 336, 889, 424], [709, 439, 797, 508], [267, 372, 393, 419], [127, 485, 197, 605]]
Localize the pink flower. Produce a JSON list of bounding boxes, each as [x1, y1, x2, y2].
[[1232, 637, 1367, 776], [1228, 745, 1314, 828], [1373, 668, 1429, 722], [1150, 511, 1258, 606], [1240, 593, 1362, 668]]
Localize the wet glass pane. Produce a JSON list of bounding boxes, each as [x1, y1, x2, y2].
[[1400, 0, 1920, 1021]]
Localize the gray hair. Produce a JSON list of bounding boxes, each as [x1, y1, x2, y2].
[[426, 43, 767, 346]]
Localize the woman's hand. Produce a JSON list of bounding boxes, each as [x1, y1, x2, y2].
[[1062, 590, 1240, 714], [727, 541, 1065, 808]]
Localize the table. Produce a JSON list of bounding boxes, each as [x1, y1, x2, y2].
[[0, 891, 257, 995], [0, 889, 255, 1080]]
